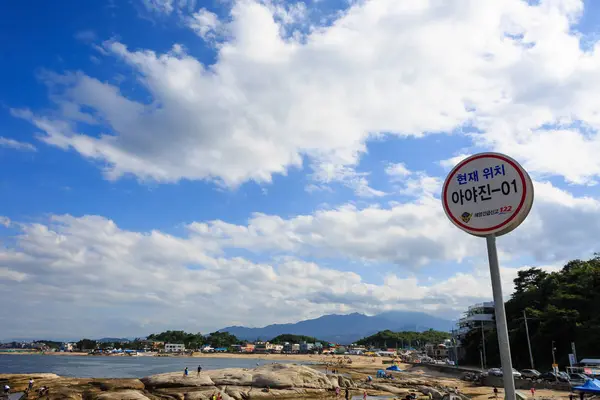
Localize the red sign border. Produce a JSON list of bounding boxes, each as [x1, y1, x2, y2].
[[442, 153, 528, 234]]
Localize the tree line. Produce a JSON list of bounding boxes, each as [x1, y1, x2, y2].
[[269, 334, 328, 344], [355, 329, 451, 348], [73, 329, 452, 351], [461, 254, 600, 370]]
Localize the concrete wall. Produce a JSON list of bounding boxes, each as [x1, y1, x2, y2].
[[406, 362, 481, 375], [483, 376, 571, 392]]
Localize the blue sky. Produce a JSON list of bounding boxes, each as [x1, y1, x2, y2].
[[2, 0, 600, 339]]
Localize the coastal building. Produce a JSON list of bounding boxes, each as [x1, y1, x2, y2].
[[299, 342, 314, 354], [254, 342, 274, 353], [61, 342, 75, 352], [455, 301, 495, 361], [241, 344, 255, 353], [457, 302, 495, 343], [141, 340, 164, 351], [425, 343, 449, 359], [164, 343, 185, 352], [271, 344, 284, 353]]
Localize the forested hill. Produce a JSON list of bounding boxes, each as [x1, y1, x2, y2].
[[461, 255, 600, 369], [269, 334, 328, 344], [356, 329, 450, 348]]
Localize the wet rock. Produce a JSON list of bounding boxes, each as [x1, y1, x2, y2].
[[206, 369, 253, 386], [419, 386, 444, 400], [372, 383, 411, 395], [141, 372, 215, 388], [90, 390, 153, 400], [92, 379, 145, 391]]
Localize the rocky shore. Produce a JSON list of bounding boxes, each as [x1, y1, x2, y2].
[[0, 363, 467, 400]]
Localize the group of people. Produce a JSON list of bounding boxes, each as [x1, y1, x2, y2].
[[183, 365, 203, 376], [325, 366, 340, 374], [3, 378, 49, 397]]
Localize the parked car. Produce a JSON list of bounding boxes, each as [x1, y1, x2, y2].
[[486, 368, 522, 378], [521, 369, 541, 379], [540, 372, 570, 383], [512, 369, 523, 379], [569, 373, 589, 386], [558, 372, 571, 381]]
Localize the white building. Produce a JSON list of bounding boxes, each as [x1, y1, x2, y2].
[[165, 343, 185, 352], [61, 342, 75, 352], [457, 302, 495, 342]]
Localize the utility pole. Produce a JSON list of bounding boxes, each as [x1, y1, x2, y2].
[[481, 321, 487, 370], [453, 333, 459, 367], [552, 341, 557, 382], [480, 347, 485, 372], [523, 310, 535, 369]]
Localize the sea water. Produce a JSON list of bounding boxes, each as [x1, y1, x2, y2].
[[0, 354, 307, 378]]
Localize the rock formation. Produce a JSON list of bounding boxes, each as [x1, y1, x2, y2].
[[0, 363, 356, 400]]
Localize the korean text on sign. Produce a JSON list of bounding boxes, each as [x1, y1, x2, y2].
[[451, 179, 518, 206], [457, 164, 505, 185]]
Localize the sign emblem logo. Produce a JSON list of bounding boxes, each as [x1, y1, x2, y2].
[[461, 212, 472, 223]]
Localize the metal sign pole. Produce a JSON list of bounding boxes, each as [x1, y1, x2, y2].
[[486, 235, 516, 400]]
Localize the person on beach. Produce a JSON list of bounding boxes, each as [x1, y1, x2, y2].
[[211, 392, 217, 400], [530, 386, 535, 398], [217, 391, 223, 400], [184, 367, 189, 376], [29, 378, 34, 391], [493, 387, 498, 399], [3, 384, 10, 394], [363, 390, 368, 400], [336, 386, 341, 397], [345, 387, 350, 400], [197, 365, 202, 375]]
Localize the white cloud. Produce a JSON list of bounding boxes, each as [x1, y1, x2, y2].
[[16, 0, 600, 188], [385, 162, 411, 180], [439, 154, 471, 170], [0, 267, 27, 282], [188, 8, 222, 40], [0, 137, 37, 152], [141, 0, 197, 15], [309, 162, 386, 197], [189, 178, 600, 268], [0, 216, 10, 227], [2, 175, 597, 337], [0, 212, 561, 338]]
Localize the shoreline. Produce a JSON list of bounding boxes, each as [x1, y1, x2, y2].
[[0, 361, 573, 400], [0, 351, 386, 366]]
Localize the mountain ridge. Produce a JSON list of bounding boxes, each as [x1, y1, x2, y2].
[[221, 311, 454, 344]]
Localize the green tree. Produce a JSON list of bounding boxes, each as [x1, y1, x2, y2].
[[355, 329, 450, 349], [462, 255, 600, 369], [145, 330, 242, 349], [147, 330, 206, 349], [76, 339, 97, 350], [269, 334, 326, 344], [205, 331, 241, 348]]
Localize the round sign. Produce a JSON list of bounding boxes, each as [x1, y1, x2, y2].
[[442, 152, 534, 237]]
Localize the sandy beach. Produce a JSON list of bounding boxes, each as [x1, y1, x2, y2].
[[1, 351, 385, 366]]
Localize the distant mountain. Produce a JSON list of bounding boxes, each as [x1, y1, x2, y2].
[[221, 311, 454, 344]]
